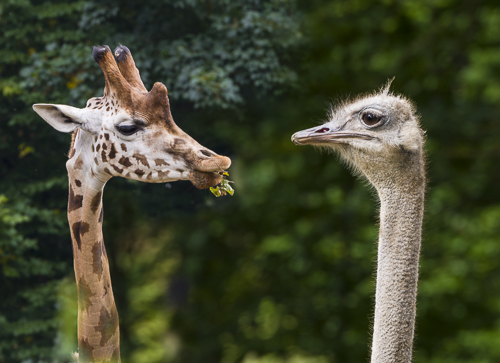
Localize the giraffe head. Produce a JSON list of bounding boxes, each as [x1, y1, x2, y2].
[[33, 45, 231, 189]]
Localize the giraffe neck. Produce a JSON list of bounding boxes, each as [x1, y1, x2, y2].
[[67, 131, 120, 363], [371, 177, 425, 363]]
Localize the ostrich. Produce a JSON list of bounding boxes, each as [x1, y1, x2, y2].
[[291, 84, 425, 363]]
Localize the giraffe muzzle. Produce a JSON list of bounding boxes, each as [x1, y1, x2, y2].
[[189, 155, 231, 189]]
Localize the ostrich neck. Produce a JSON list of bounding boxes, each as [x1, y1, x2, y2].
[[371, 173, 425, 363], [66, 132, 120, 363]]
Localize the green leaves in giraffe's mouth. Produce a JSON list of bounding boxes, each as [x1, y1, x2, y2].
[[210, 171, 234, 197]]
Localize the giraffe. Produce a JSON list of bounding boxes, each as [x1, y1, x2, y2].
[[32, 45, 231, 363]]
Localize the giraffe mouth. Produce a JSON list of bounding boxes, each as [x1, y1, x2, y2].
[[291, 128, 373, 146], [189, 171, 224, 189], [189, 155, 231, 189]]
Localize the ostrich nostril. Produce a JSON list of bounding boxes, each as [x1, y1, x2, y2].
[[316, 127, 330, 133], [200, 149, 215, 157]]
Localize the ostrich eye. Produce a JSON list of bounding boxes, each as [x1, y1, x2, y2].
[[117, 124, 140, 136], [360, 109, 387, 128]]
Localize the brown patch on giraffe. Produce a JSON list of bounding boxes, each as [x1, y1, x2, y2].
[[96, 144, 101, 152], [78, 336, 94, 362], [91, 191, 102, 214], [75, 179, 82, 187], [176, 168, 184, 173], [133, 152, 150, 167], [109, 143, 118, 159], [94, 157, 99, 165], [158, 170, 170, 179], [118, 156, 132, 167], [102, 150, 107, 162], [68, 184, 83, 213], [74, 155, 84, 170], [92, 242, 103, 281], [102, 143, 108, 150], [72, 221, 90, 250], [112, 347, 120, 361], [77, 276, 95, 313], [111, 164, 123, 174], [120, 143, 127, 152], [135, 169, 145, 177], [68, 130, 78, 159], [99, 134, 103, 139], [91, 144, 94, 152], [97, 305, 120, 347], [146, 172, 153, 180], [104, 167, 112, 175], [154, 158, 169, 166]]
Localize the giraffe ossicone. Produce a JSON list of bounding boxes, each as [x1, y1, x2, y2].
[[33, 45, 231, 362]]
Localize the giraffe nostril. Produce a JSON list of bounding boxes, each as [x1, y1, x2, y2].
[[200, 149, 215, 157]]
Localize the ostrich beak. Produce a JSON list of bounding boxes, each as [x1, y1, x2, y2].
[[291, 125, 373, 146]]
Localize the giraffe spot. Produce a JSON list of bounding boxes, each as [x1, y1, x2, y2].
[[96, 144, 101, 152], [158, 170, 170, 179], [91, 191, 102, 214], [118, 156, 132, 167], [170, 154, 183, 163], [77, 276, 95, 313], [94, 157, 99, 165], [75, 179, 82, 187], [135, 169, 145, 177], [78, 336, 93, 363], [74, 155, 84, 170], [99, 135, 103, 139], [102, 150, 107, 162], [111, 164, 123, 174], [92, 242, 103, 281], [72, 221, 90, 250], [120, 143, 127, 152], [91, 144, 94, 152], [103, 167, 112, 175], [68, 184, 83, 213], [102, 143, 108, 151], [154, 158, 169, 166], [106, 107, 110, 112], [99, 207, 103, 223], [133, 152, 150, 167], [176, 168, 184, 173], [146, 172, 153, 180], [109, 144, 118, 159], [98, 305, 120, 347]]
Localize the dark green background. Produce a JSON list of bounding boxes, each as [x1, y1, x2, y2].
[[1, 0, 500, 362]]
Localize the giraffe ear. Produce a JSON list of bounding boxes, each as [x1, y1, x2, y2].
[[32, 104, 100, 134]]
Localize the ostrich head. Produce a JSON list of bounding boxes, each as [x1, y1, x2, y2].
[[291, 85, 425, 189]]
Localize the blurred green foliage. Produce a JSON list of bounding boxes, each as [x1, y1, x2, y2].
[[0, 0, 500, 362]]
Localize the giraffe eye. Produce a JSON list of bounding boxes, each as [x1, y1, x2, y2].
[[360, 109, 388, 128], [117, 124, 140, 136]]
